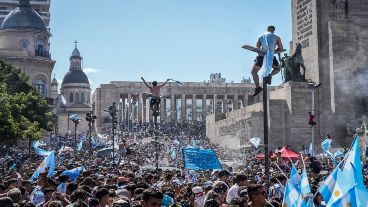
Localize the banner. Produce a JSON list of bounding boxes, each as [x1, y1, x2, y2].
[[182, 148, 222, 170]]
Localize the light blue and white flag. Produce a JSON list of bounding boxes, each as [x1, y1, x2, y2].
[[249, 138, 261, 149], [62, 166, 84, 181], [76, 135, 85, 151], [330, 185, 357, 207], [31, 151, 55, 181], [327, 135, 368, 206], [318, 166, 338, 203], [57, 183, 67, 193], [332, 149, 344, 158], [32, 141, 52, 156], [191, 138, 197, 148], [259, 32, 276, 77]]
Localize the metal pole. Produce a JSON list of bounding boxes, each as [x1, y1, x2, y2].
[[89, 120, 92, 156], [154, 115, 158, 170], [74, 123, 77, 151], [311, 89, 315, 156], [112, 113, 115, 165], [263, 77, 270, 188]]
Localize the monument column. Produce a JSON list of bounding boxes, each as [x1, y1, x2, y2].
[[142, 96, 147, 123], [233, 94, 239, 110], [192, 94, 197, 121], [138, 93, 143, 122], [171, 94, 176, 122], [127, 93, 132, 122], [202, 94, 207, 119], [213, 94, 217, 114], [243, 95, 248, 108], [181, 94, 186, 121], [223, 94, 228, 113], [160, 97, 166, 123]]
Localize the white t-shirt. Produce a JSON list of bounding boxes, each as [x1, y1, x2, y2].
[[226, 184, 239, 204]]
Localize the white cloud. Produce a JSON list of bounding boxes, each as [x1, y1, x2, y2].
[[83, 67, 100, 74]]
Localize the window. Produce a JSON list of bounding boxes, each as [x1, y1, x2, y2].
[[70, 93, 74, 103], [75, 93, 80, 103], [33, 78, 47, 96], [81, 93, 85, 103]]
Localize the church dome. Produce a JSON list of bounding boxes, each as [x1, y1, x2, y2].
[[1, 0, 47, 32], [62, 70, 89, 84], [71, 48, 81, 57]]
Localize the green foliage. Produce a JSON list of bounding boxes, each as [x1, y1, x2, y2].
[[0, 60, 53, 144]]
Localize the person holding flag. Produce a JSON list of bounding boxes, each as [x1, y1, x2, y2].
[[250, 25, 284, 96]]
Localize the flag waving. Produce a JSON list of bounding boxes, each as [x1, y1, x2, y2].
[[31, 151, 55, 181]]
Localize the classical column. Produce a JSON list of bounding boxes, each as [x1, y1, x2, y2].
[[127, 93, 132, 119], [142, 97, 147, 123], [192, 94, 197, 121], [160, 97, 166, 123], [233, 94, 239, 110], [243, 95, 249, 108], [213, 94, 217, 114], [148, 99, 153, 123], [181, 94, 186, 121], [138, 93, 143, 122], [171, 94, 176, 122], [202, 94, 207, 119], [223, 94, 228, 113]]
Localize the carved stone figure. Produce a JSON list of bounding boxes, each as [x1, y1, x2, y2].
[[282, 43, 307, 82], [335, 0, 349, 20]]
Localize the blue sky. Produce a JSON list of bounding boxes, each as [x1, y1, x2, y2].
[[50, 0, 292, 90]]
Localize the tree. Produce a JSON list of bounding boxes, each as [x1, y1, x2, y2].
[[0, 60, 53, 145]]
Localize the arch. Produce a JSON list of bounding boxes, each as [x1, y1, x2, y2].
[[32, 76, 47, 96], [69, 92, 74, 103]]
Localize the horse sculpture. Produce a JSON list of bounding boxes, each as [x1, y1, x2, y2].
[[282, 43, 307, 82]]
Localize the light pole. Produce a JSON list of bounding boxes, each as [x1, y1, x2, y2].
[[69, 114, 81, 151], [85, 111, 97, 156], [308, 81, 321, 156], [262, 77, 270, 188], [105, 103, 117, 165]]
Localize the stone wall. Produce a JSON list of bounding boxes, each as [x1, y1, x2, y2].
[[207, 82, 322, 151]]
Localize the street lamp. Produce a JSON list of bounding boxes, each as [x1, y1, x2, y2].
[[85, 111, 97, 156], [69, 114, 81, 151], [105, 102, 117, 165], [308, 81, 321, 156]]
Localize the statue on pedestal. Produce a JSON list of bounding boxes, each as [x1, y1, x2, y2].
[[282, 43, 307, 82]]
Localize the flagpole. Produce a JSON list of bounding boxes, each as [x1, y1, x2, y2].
[[263, 76, 270, 188]]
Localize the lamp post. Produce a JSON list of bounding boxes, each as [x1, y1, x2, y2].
[[85, 111, 97, 156], [308, 81, 321, 156], [69, 114, 81, 151], [105, 103, 117, 165], [262, 77, 270, 188]]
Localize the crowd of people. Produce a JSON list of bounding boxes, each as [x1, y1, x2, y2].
[[0, 121, 367, 207]]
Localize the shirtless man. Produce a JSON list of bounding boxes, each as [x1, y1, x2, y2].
[[141, 77, 169, 110], [251, 25, 284, 96]]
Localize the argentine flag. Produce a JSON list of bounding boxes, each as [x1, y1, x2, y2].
[[32, 141, 52, 156], [62, 166, 84, 181], [31, 151, 55, 181], [282, 164, 305, 207], [330, 185, 357, 207], [259, 32, 276, 77], [318, 166, 338, 203]]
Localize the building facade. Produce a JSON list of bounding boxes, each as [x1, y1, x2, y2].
[[0, 0, 50, 26], [91, 79, 262, 132], [291, 0, 368, 145], [56, 45, 92, 134], [206, 0, 368, 150], [0, 0, 55, 100]]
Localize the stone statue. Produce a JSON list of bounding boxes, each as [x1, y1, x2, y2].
[[335, 0, 348, 20], [282, 43, 307, 82]]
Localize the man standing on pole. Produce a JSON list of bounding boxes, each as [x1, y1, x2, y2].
[[251, 25, 284, 96]]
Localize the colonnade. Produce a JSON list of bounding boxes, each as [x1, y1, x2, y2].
[[117, 93, 250, 123]]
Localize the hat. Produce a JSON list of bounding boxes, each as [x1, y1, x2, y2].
[[192, 186, 203, 194], [0, 197, 13, 207], [161, 195, 174, 207], [7, 188, 21, 203]]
